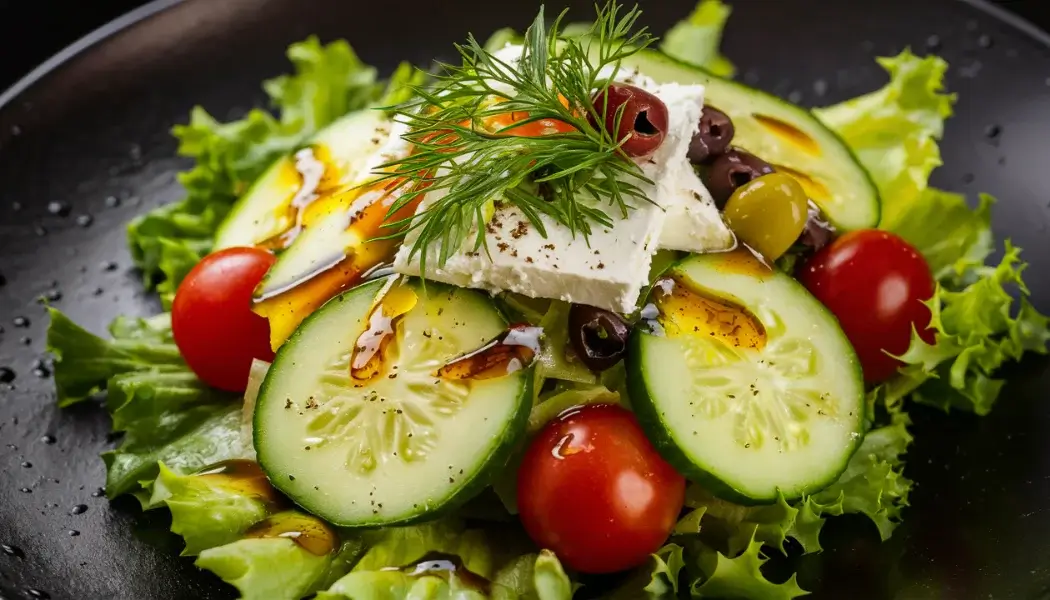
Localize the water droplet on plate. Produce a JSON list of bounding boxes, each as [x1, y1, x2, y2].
[[75, 214, 93, 228], [11, 201, 22, 211], [67, 530, 80, 537], [34, 225, 48, 237], [101, 261, 118, 273], [19, 487, 31, 494], [21, 461, 32, 469], [46, 202, 70, 217], [959, 60, 983, 78], [92, 287, 105, 297], [43, 289, 62, 302], [1, 544, 25, 559], [925, 34, 941, 50], [104, 195, 120, 208], [985, 124, 1002, 140], [26, 589, 51, 600], [962, 173, 975, 184], [13, 316, 29, 328], [0, 367, 14, 383], [19, 337, 31, 346], [40, 435, 56, 445], [978, 34, 993, 49], [91, 487, 105, 498], [812, 79, 828, 97], [70, 504, 88, 515], [10, 125, 21, 136], [787, 90, 803, 104]]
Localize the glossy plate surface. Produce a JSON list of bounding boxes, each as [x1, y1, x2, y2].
[[1, 0, 1049, 598]]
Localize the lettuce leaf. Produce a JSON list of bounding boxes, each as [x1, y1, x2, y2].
[[353, 521, 496, 576], [603, 544, 685, 599], [535, 301, 598, 386], [492, 551, 575, 600], [196, 538, 339, 600], [317, 571, 489, 600], [814, 51, 954, 225], [147, 464, 271, 555], [895, 244, 1050, 415], [688, 534, 808, 600], [47, 309, 183, 406], [47, 308, 246, 497], [812, 412, 913, 540], [883, 189, 994, 282], [816, 50, 1050, 414], [128, 37, 389, 306], [315, 521, 573, 600], [660, 0, 736, 77], [527, 385, 621, 434]]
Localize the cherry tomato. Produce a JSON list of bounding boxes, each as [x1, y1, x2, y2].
[[798, 230, 936, 383], [516, 404, 685, 574], [172, 247, 277, 392]]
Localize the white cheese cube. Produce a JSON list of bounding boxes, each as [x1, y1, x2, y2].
[[395, 200, 665, 314], [392, 64, 732, 312]]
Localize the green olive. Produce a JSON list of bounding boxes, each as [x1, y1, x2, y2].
[[722, 172, 808, 261]]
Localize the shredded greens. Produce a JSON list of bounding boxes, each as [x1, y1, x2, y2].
[[43, 1, 1050, 599]]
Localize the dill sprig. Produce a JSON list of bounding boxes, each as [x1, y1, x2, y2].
[[376, 2, 656, 273]]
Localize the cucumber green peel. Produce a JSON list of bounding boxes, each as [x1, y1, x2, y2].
[[628, 252, 865, 504], [255, 278, 533, 527]]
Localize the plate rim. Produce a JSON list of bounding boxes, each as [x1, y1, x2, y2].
[[0, 0, 183, 110], [2, 0, 1049, 114]]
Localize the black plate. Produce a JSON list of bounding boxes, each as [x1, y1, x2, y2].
[[2, 0, 1049, 598]]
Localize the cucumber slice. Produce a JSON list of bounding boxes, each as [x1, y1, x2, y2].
[[254, 277, 532, 527], [627, 251, 864, 504], [214, 109, 390, 250], [621, 51, 880, 231]]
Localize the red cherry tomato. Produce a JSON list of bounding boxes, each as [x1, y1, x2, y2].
[[516, 404, 685, 574], [172, 247, 277, 392], [798, 230, 936, 384]]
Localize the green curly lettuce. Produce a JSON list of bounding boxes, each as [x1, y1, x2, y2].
[[46, 308, 247, 497], [814, 51, 955, 226], [603, 544, 686, 599], [146, 464, 272, 555], [687, 533, 807, 600], [816, 50, 1050, 415], [196, 537, 362, 600]]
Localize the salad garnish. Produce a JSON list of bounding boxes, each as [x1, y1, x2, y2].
[[41, 1, 1050, 599], [380, 3, 659, 272]]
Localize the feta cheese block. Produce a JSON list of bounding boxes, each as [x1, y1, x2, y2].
[[633, 82, 735, 254], [659, 165, 737, 253], [393, 74, 733, 313], [396, 201, 665, 314]]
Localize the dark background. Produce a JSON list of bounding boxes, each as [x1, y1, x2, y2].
[[1, 0, 1049, 92]]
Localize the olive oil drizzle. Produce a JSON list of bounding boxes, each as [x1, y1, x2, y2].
[[650, 275, 767, 350], [435, 324, 542, 381], [381, 552, 491, 594]]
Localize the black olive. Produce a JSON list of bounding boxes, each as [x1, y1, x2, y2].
[[702, 148, 776, 209], [797, 200, 836, 252], [590, 83, 669, 158], [567, 304, 631, 372], [687, 105, 735, 164]]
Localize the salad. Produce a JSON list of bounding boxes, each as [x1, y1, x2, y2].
[[46, 1, 1050, 598]]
